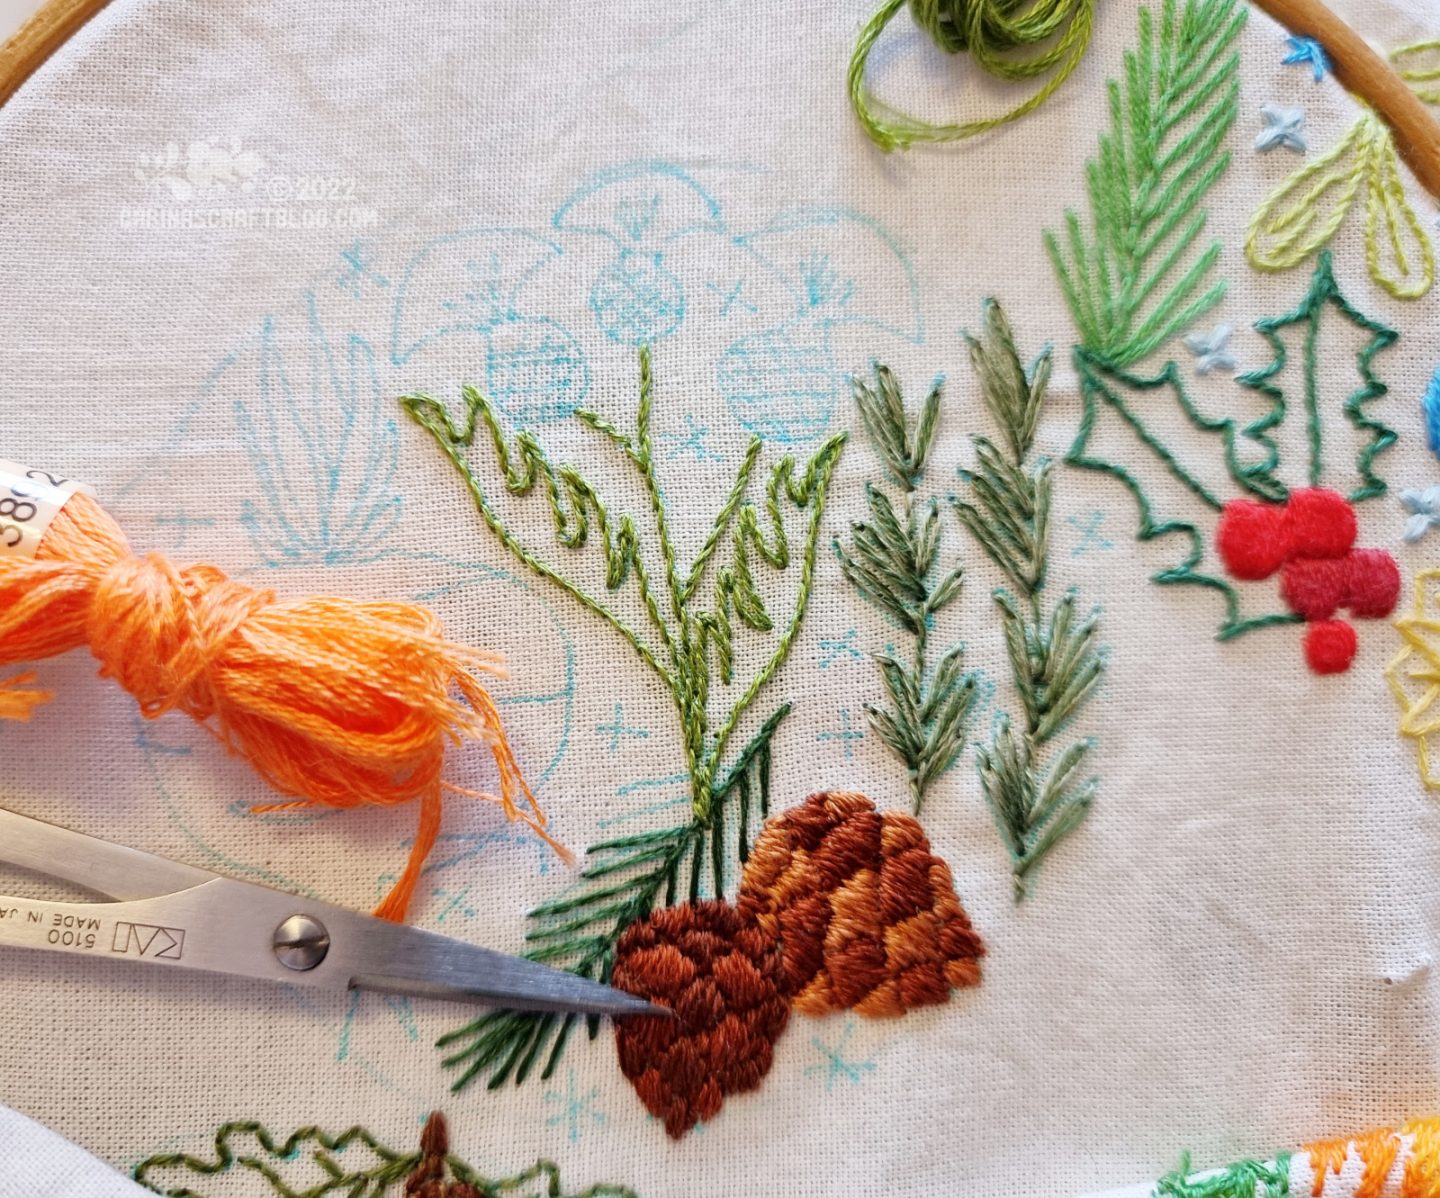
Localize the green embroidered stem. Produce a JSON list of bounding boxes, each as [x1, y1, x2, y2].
[[954, 301, 1103, 898], [1236, 251, 1399, 503], [1045, 0, 1246, 367], [847, 0, 1096, 152], [1155, 1151, 1291, 1197], [405, 350, 841, 1087], [403, 347, 845, 826], [836, 365, 976, 814], [132, 1121, 641, 1198]]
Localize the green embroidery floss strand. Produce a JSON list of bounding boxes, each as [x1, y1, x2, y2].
[[848, 0, 1097, 151]]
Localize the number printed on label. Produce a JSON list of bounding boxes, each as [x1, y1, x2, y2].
[[0, 460, 92, 560]]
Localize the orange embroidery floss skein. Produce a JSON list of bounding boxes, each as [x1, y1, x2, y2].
[[0, 470, 566, 922]]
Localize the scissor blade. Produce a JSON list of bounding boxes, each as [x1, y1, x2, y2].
[[352, 924, 665, 1017]]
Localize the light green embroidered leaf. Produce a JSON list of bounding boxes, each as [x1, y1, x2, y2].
[[1236, 251, 1400, 502], [1045, 0, 1246, 366]]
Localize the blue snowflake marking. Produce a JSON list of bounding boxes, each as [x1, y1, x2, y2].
[[816, 708, 865, 759], [804, 1020, 876, 1093], [659, 415, 723, 462], [335, 239, 390, 298], [1066, 512, 1114, 557], [706, 277, 757, 317], [545, 1071, 606, 1143], [432, 885, 477, 924]]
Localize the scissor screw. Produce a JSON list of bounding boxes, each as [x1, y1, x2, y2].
[[273, 914, 330, 971]]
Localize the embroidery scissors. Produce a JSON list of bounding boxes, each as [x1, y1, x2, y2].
[[0, 808, 662, 1017]]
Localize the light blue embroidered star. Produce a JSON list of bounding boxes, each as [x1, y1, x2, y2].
[[1283, 36, 1330, 82], [1255, 103, 1307, 153], [1183, 323, 1238, 376], [1400, 486, 1440, 543]]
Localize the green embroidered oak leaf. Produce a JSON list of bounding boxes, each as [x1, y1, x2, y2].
[[1045, 0, 1247, 367], [131, 1120, 640, 1198], [1065, 348, 1300, 640], [1235, 252, 1400, 504]]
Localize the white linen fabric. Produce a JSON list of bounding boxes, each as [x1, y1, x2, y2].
[[0, 1, 1437, 1195], [0, 1106, 151, 1198]]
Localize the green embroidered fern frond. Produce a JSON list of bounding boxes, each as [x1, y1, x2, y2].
[[132, 1121, 639, 1198], [1046, 0, 1246, 366], [955, 300, 1104, 897], [837, 366, 977, 814]]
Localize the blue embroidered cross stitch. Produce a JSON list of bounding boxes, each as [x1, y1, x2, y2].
[[1283, 35, 1330, 82]]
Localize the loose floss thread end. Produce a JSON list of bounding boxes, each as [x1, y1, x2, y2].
[[848, 0, 1097, 152], [0, 469, 570, 922]]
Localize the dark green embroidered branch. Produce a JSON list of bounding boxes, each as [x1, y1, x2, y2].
[[954, 301, 1103, 898], [836, 366, 977, 814], [434, 708, 784, 1091], [1045, 0, 1246, 367], [132, 1121, 640, 1198]]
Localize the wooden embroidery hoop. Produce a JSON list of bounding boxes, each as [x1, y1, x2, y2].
[[0, 0, 110, 107]]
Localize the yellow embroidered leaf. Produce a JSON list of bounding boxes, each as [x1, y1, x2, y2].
[[1366, 127, 1436, 300], [1392, 40, 1440, 104], [1247, 116, 1369, 272]]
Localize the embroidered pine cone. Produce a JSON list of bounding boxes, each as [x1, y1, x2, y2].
[[737, 790, 984, 1017], [406, 1112, 481, 1198], [612, 899, 791, 1139]]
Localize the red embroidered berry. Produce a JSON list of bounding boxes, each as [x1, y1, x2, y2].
[[1280, 558, 1347, 621], [1283, 488, 1356, 560], [1345, 548, 1401, 618], [1304, 619, 1357, 674], [1216, 499, 1287, 579]]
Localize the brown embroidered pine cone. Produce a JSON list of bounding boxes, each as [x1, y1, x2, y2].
[[737, 790, 984, 1017], [612, 899, 791, 1139], [405, 1112, 481, 1198]]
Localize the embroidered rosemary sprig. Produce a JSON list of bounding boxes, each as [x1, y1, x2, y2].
[[404, 349, 844, 1089], [1045, 0, 1246, 367], [954, 301, 1103, 898], [132, 1119, 639, 1198], [836, 366, 976, 815]]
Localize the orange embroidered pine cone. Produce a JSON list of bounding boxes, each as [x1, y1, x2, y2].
[[737, 791, 984, 1017], [612, 899, 790, 1139]]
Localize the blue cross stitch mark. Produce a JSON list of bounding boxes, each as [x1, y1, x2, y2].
[[705, 277, 757, 316], [133, 719, 191, 757], [432, 885, 476, 924], [596, 703, 650, 752], [659, 415, 723, 462], [816, 708, 864, 759], [818, 628, 862, 668], [153, 512, 215, 551], [1282, 35, 1330, 83], [544, 1070, 606, 1143], [335, 240, 390, 298], [804, 1020, 875, 1093], [1067, 512, 1113, 556]]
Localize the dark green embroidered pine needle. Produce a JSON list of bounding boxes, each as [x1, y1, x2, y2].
[[406, 350, 842, 1088], [955, 300, 1103, 899], [838, 366, 977, 815], [1045, 0, 1247, 367], [131, 1121, 640, 1198]]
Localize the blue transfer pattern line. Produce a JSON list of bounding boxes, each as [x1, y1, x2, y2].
[[818, 628, 863, 667], [152, 512, 215, 550], [336, 239, 390, 298], [1066, 511, 1114, 556], [803, 1020, 876, 1093], [816, 708, 865, 759], [544, 1070, 607, 1144], [595, 703, 650, 752], [659, 414, 723, 462], [706, 277, 757, 316], [432, 885, 477, 923]]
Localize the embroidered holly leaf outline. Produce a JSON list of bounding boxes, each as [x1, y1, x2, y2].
[[1066, 349, 1299, 640], [1235, 251, 1400, 504]]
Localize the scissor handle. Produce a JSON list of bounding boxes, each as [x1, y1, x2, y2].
[[0, 808, 214, 901]]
